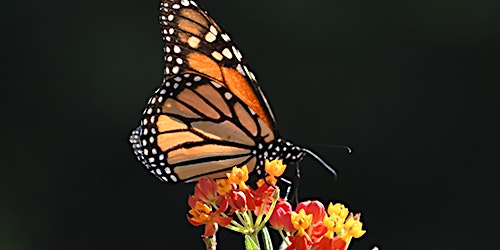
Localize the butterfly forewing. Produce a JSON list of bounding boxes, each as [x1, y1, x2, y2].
[[159, 0, 277, 130]]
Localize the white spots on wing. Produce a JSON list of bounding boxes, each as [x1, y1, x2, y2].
[[211, 51, 223, 61], [172, 3, 180, 9], [187, 36, 201, 48], [173, 45, 181, 53], [167, 14, 174, 21], [205, 26, 218, 43], [176, 58, 183, 65], [211, 81, 222, 88], [209, 25, 218, 36], [205, 32, 216, 43], [232, 46, 242, 61], [224, 92, 232, 100], [150, 96, 157, 104], [249, 71, 257, 82], [180, 0, 190, 6], [194, 76, 202, 82], [172, 66, 180, 74], [243, 65, 256, 81], [236, 64, 246, 76], [222, 48, 233, 59], [221, 33, 231, 42]]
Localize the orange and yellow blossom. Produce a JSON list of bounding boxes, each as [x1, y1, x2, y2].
[[227, 165, 249, 190]]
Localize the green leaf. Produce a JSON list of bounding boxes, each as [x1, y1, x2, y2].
[[245, 235, 260, 250], [261, 227, 274, 250]]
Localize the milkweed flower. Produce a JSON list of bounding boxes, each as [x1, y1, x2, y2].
[[187, 196, 232, 238], [227, 165, 250, 190], [194, 177, 219, 203], [186, 160, 367, 250], [264, 159, 287, 185], [269, 199, 294, 232]]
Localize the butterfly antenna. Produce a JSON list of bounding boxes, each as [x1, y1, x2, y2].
[[301, 148, 338, 179], [315, 144, 353, 154]]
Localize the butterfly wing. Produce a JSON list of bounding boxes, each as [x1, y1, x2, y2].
[[159, 0, 278, 133], [129, 0, 304, 183], [130, 73, 276, 182]]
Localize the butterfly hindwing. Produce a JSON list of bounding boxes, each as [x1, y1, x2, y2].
[[132, 73, 276, 183]]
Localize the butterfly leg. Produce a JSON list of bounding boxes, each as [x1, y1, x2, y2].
[[277, 161, 301, 206]]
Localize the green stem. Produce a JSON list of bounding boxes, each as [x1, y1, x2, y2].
[[203, 235, 217, 250], [254, 189, 280, 233], [278, 230, 290, 246], [250, 232, 260, 249]]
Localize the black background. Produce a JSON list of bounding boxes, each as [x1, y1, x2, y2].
[[2, 0, 499, 249]]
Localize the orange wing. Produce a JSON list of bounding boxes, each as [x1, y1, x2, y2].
[[129, 0, 309, 183], [131, 73, 275, 182], [159, 0, 277, 131]]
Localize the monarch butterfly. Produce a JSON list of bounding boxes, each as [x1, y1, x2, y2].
[[129, 0, 337, 184]]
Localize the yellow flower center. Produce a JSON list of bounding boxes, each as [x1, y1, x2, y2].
[[328, 203, 349, 220], [227, 165, 249, 190], [265, 159, 286, 177], [323, 214, 344, 239], [343, 213, 366, 239], [291, 209, 313, 236]]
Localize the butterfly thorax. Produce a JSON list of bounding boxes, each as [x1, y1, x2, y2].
[[254, 138, 305, 176]]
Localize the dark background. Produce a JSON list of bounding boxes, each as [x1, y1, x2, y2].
[[2, 0, 499, 249]]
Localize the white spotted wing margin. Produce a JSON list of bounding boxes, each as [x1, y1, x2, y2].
[[158, 0, 278, 133], [130, 73, 278, 183]]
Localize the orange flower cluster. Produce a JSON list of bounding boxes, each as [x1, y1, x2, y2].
[[186, 160, 366, 250], [269, 200, 366, 250], [187, 165, 279, 238]]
